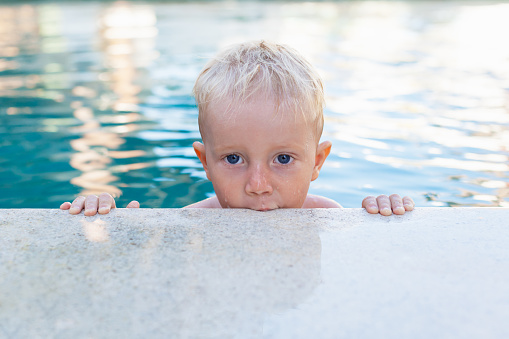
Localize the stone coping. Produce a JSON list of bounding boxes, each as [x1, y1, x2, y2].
[[1, 207, 508, 338]]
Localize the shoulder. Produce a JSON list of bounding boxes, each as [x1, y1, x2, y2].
[[302, 194, 342, 208], [184, 197, 222, 208]]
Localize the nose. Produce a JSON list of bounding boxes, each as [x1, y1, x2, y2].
[[245, 164, 273, 196]]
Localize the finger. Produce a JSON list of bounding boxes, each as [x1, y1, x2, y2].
[[126, 201, 140, 209], [69, 196, 86, 215], [362, 196, 378, 214], [60, 202, 71, 210], [376, 195, 392, 216], [98, 193, 115, 215], [389, 194, 405, 215], [84, 195, 99, 216], [403, 196, 415, 211]]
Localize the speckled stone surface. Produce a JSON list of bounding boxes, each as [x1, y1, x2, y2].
[[0, 208, 508, 338]]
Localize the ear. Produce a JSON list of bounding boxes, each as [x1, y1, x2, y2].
[[311, 141, 332, 181], [193, 141, 211, 180]]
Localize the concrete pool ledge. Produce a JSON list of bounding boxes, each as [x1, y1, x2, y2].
[[1, 208, 508, 338]]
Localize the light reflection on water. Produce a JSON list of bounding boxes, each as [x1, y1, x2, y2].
[[0, 1, 507, 208]]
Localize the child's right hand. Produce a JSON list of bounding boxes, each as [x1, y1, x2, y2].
[[60, 193, 139, 216]]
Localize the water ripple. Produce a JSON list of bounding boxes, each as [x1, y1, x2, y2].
[[0, 1, 507, 208]]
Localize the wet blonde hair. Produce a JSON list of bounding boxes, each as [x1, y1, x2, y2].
[[193, 40, 325, 140]]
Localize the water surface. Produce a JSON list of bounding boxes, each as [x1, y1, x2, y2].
[[1, 1, 508, 208]]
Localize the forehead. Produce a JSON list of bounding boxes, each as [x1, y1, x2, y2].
[[201, 103, 319, 159], [200, 94, 317, 139]]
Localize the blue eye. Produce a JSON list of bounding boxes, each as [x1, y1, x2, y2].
[[276, 154, 292, 164], [225, 154, 242, 164]]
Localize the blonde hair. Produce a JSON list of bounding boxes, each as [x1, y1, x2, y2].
[[193, 40, 325, 139]]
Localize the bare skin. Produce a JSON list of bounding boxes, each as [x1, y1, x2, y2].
[[60, 193, 139, 216], [362, 194, 414, 216], [185, 194, 342, 209], [60, 95, 415, 216], [60, 193, 414, 216], [191, 96, 336, 211]]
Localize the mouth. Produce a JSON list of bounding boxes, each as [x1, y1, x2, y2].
[[255, 207, 275, 212], [235, 198, 278, 211], [252, 203, 279, 212]]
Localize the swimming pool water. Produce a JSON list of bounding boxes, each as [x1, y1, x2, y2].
[[1, 1, 508, 209]]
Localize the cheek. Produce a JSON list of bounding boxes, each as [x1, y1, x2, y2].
[[212, 183, 231, 208], [277, 171, 311, 206], [209, 169, 243, 207], [281, 164, 314, 185]]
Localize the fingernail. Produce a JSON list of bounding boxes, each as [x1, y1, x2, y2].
[[381, 207, 391, 214], [395, 206, 405, 214], [98, 207, 108, 213]]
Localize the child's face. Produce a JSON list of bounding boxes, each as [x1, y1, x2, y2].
[[194, 95, 331, 211]]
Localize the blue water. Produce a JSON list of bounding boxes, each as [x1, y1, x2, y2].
[[1, 1, 508, 209]]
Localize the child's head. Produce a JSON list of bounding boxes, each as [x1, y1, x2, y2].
[[193, 40, 325, 141], [192, 40, 331, 210]]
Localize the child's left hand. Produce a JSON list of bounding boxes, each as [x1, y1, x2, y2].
[[362, 194, 414, 216]]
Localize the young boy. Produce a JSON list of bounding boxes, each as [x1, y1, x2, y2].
[[61, 41, 414, 216]]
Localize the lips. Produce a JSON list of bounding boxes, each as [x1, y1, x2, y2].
[[227, 197, 279, 211], [252, 201, 278, 211], [256, 207, 274, 212]]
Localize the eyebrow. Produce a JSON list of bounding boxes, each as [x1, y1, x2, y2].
[[212, 142, 308, 154]]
